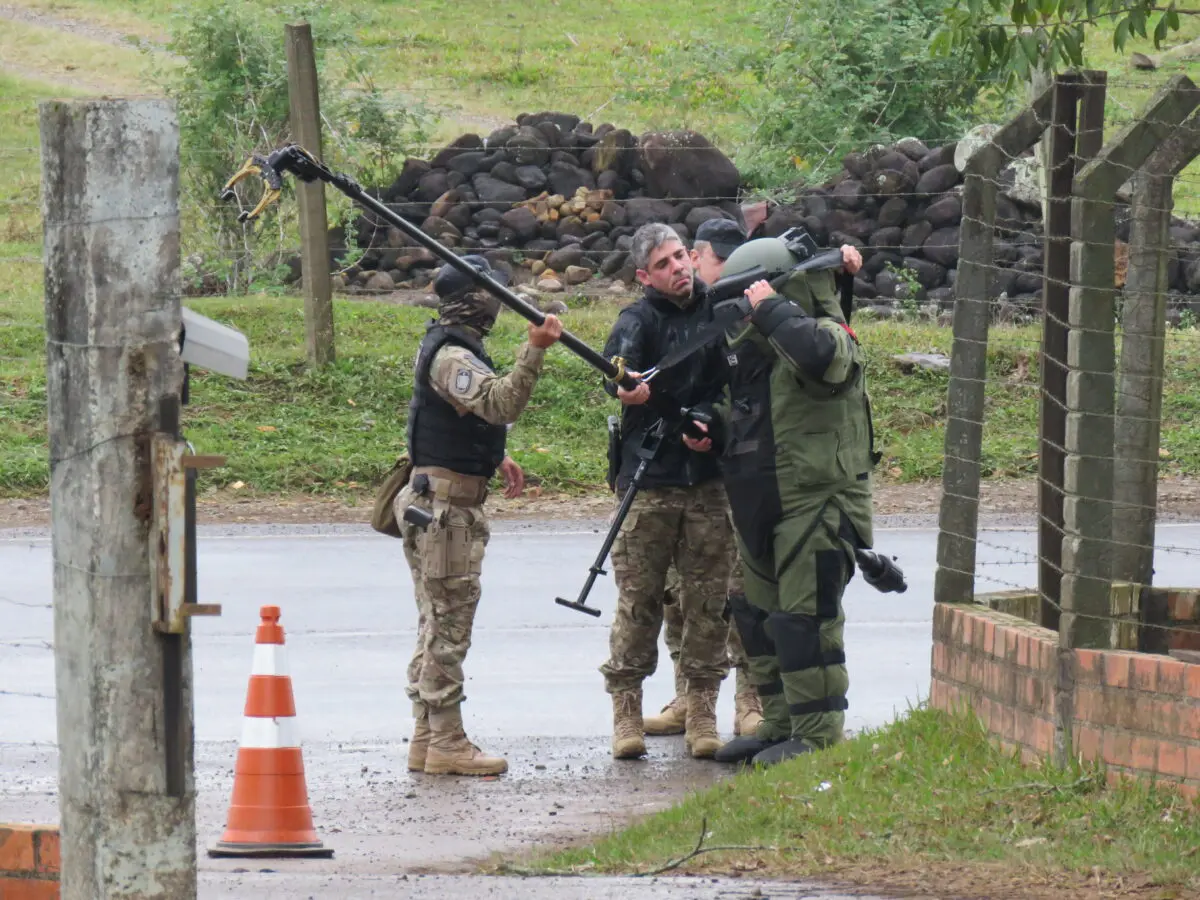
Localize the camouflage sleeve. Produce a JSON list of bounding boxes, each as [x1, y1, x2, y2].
[[750, 294, 858, 386], [429, 341, 547, 426]]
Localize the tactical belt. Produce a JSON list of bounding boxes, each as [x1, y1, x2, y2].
[[411, 466, 489, 506]]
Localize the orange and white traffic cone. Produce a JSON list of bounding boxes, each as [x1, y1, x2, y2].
[[208, 605, 333, 859]]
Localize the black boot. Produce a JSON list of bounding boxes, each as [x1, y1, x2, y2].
[[713, 734, 784, 764], [750, 738, 814, 767]]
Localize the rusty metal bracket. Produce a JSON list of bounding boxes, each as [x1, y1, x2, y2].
[[150, 434, 224, 633]]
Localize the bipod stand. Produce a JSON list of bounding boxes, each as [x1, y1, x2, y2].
[[555, 409, 709, 618]]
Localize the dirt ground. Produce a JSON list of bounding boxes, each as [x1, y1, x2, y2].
[[7, 475, 1200, 530]]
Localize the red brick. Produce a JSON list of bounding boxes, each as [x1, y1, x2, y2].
[[1188, 745, 1200, 780], [35, 830, 59, 876], [1168, 591, 1198, 622], [1169, 629, 1200, 653], [1074, 686, 1099, 724], [1002, 704, 1016, 741], [983, 621, 996, 656], [1015, 634, 1027, 668], [962, 614, 975, 649], [933, 604, 948, 640], [1132, 655, 1159, 693], [0, 879, 60, 900], [1004, 628, 1019, 662], [932, 642, 945, 675], [1188, 663, 1200, 700], [1040, 641, 1057, 673], [1159, 741, 1189, 778], [1131, 735, 1159, 772], [1104, 654, 1131, 689], [974, 618, 989, 652], [1075, 649, 1103, 684], [1075, 724, 1103, 761], [1103, 731, 1133, 768], [0, 827, 37, 873], [1013, 710, 1031, 746], [1038, 717, 1056, 753], [1178, 782, 1199, 803], [1157, 659, 1186, 696], [1180, 704, 1200, 741]]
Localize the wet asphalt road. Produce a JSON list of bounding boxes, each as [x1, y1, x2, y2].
[[5, 518, 1200, 897]]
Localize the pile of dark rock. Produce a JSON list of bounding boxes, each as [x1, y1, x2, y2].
[[324, 111, 1200, 319], [331, 111, 743, 296], [755, 137, 1042, 319], [760, 136, 1200, 321]]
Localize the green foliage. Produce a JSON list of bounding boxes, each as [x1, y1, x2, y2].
[[151, 0, 433, 294], [532, 705, 1200, 893], [649, 0, 993, 187], [933, 0, 1186, 88]]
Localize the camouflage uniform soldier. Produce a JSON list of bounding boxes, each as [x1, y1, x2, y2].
[[599, 224, 734, 761], [644, 557, 762, 737], [683, 235, 875, 768], [644, 219, 762, 739], [397, 255, 562, 776]]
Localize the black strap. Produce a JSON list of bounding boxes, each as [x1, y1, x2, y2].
[[789, 697, 849, 716]]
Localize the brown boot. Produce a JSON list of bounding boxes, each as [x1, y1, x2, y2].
[[644, 664, 687, 735], [423, 704, 508, 776], [733, 688, 764, 738], [611, 689, 647, 759], [684, 682, 723, 759], [643, 695, 686, 735], [407, 701, 430, 772]]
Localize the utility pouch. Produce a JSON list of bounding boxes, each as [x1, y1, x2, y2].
[[605, 415, 621, 493], [422, 515, 478, 579], [370, 453, 413, 538]]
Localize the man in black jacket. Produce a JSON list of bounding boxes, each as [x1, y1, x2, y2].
[[598, 223, 734, 761]]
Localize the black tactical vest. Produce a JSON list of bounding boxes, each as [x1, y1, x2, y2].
[[407, 323, 507, 478]]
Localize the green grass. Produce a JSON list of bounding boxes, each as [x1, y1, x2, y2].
[[9, 279, 1200, 499], [511, 706, 1200, 897]]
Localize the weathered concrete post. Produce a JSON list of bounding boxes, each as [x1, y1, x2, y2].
[[1113, 108, 1200, 590], [934, 86, 1055, 606], [1063, 75, 1200, 654], [40, 98, 196, 899]]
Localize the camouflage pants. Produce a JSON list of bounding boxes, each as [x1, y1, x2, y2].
[[662, 553, 750, 693], [730, 501, 858, 749], [600, 480, 733, 695], [395, 483, 489, 711]]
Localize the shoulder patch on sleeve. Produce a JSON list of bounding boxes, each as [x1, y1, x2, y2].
[[452, 367, 474, 396]]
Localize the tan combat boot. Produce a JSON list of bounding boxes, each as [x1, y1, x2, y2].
[[423, 704, 508, 776], [733, 688, 764, 738], [643, 694, 686, 735], [684, 683, 723, 759], [611, 689, 647, 759], [407, 701, 430, 772], [643, 665, 687, 735]]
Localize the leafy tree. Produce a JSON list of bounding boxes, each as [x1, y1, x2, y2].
[[932, 0, 1190, 89], [152, 0, 432, 293], [656, 0, 994, 187]]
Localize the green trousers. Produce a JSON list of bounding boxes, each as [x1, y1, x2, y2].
[[729, 501, 857, 748]]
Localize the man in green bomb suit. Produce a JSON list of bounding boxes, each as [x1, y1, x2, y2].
[[682, 233, 877, 767]]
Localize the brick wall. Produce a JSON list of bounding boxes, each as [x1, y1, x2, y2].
[[931, 602, 1200, 800], [1143, 588, 1200, 657], [0, 825, 59, 899]]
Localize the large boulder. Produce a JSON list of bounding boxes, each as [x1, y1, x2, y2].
[[638, 130, 741, 201]]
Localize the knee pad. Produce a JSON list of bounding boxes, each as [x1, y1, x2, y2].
[[726, 591, 774, 658], [766, 611, 846, 674]]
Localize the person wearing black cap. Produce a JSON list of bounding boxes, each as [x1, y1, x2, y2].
[[396, 254, 562, 777], [691, 218, 748, 286], [643, 217, 763, 741]]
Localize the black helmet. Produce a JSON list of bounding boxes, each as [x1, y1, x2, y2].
[[433, 254, 509, 300]]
